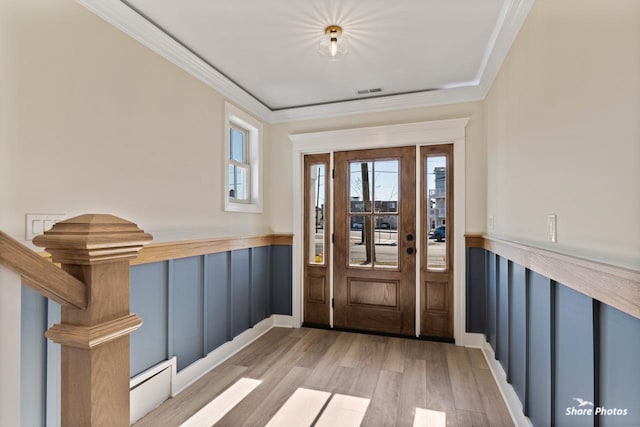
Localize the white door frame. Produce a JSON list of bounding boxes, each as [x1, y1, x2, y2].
[[290, 118, 482, 346]]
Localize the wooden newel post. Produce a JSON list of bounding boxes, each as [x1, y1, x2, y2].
[[33, 214, 152, 427]]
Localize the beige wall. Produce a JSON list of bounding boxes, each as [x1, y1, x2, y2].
[[484, 0, 640, 268], [268, 102, 487, 235], [0, 0, 270, 245]]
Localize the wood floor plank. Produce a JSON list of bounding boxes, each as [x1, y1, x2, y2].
[[134, 364, 248, 427], [295, 328, 339, 368], [180, 378, 261, 427], [396, 358, 428, 426], [137, 328, 513, 427], [405, 339, 429, 360], [315, 393, 370, 427], [224, 328, 295, 368], [467, 348, 489, 370], [303, 332, 354, 390], [446, 345, 485, 413], [339, 333, 367, 367], [265, 387, 331, 427], [381, 337, 407, 373], [472, 367, 514, 427], [326, 365, 362, 396], [219, 366, 312, 427], [424, 342, 456, 411], [362, 370, 402, 427], [456, 409, 490, 427]]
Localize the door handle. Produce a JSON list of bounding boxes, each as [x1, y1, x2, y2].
[[406, 234, 414, 241], [406, 247, 415, 255]]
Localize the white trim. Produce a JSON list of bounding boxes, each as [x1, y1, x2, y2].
[[0, 266, 21, 427], [270, 86, 485, 123], [75, 0, 534, 124], [414, 145, 421, 337], [480, 341, 533, 427], [223, 102, 264, 213], [130, 360, 174, 424], [477, 0, 536, 95], [289, 119, 470, 341]]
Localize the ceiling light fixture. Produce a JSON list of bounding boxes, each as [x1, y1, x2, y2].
[[319, 25, 349, 60]]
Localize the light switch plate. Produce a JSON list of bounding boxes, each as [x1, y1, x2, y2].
[[25, 213, 66, 241], [547, 214, 557, 243], [488, 215, 495, 230]]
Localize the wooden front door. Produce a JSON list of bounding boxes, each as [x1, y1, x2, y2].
[[333, 147, 416, 336]]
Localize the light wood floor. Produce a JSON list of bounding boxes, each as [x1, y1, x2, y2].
[[135, 327, 513, 427]]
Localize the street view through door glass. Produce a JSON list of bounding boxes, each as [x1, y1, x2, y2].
[[349, 160, 399, 268], [308, 164, 326, 264], [426, 156, 447, 270]]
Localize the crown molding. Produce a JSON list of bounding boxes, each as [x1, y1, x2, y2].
[[77, 0, 535, 124], [477, 0, 536, 94], [270, 86, 484, 123]]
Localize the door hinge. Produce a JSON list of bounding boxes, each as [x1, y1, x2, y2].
[[331, 298, 334, 308], [332, 169, 335, 179], [332, 233, 335, 244]]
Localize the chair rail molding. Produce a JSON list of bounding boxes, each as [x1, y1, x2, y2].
[[465, 234, 640, 320]]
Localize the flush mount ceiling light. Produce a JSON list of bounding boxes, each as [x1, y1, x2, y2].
[[319, 25, 349, 60]]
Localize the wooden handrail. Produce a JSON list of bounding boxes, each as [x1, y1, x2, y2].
[[465, 234, 640, 320], [0, 231, 87, 309]]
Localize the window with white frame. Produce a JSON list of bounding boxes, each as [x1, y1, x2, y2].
[[224, 102, 263, 213]]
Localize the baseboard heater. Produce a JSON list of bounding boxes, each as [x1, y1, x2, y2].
[[130, 358, 176, 424]]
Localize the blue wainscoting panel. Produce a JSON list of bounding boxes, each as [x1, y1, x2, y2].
[[20, 286, 47, 427], [554, 284, 594, 427], [508, 262, 527, 404], [251, 246, 270, 325], [130, 262, 169, 377], [172, 256, 204, 371], [205, 252, 230, 353], [527, 271, 552, 427], [466, 247, 486, 333], [599, 305, 640, 427], [487, 252, 497, 352], [271, 245, 292, 315], [497, 256, 509, 372], [231, 249, 251, 338]]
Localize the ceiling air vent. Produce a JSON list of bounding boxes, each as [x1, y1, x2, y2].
[[357, 87, 383, 95]]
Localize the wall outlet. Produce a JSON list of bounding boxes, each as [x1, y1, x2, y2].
[[547, 214, 557, 243], [25, 213, 66, 241], [488, 215, 495, 231]]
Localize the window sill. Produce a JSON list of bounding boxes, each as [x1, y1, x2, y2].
[[224, 201, 263, 214]]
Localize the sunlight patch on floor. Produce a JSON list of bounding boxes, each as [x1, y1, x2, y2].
[[414, 407, 447, 427], [179, 378, 262, 427]]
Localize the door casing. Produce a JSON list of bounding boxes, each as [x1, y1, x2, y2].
[[291, 119, 480, 345]]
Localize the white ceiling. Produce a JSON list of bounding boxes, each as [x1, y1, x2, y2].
[[79, 0, 535, 122]]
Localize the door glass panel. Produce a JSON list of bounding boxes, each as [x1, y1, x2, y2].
[[350, 162, 373, 213], [373, 160, 399, 213], [373, 215, 398, 268], [426, 156, 447, 270], [349, 215, 372, 266], [308, 164, 326, 264]]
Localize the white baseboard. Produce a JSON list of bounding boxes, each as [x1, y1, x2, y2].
[[455, 331, 486, 347], [272, 314, 294, 328], [173, 314, 292, 395], [480, 341, 533, 427], [128, 314, 294, 422]]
